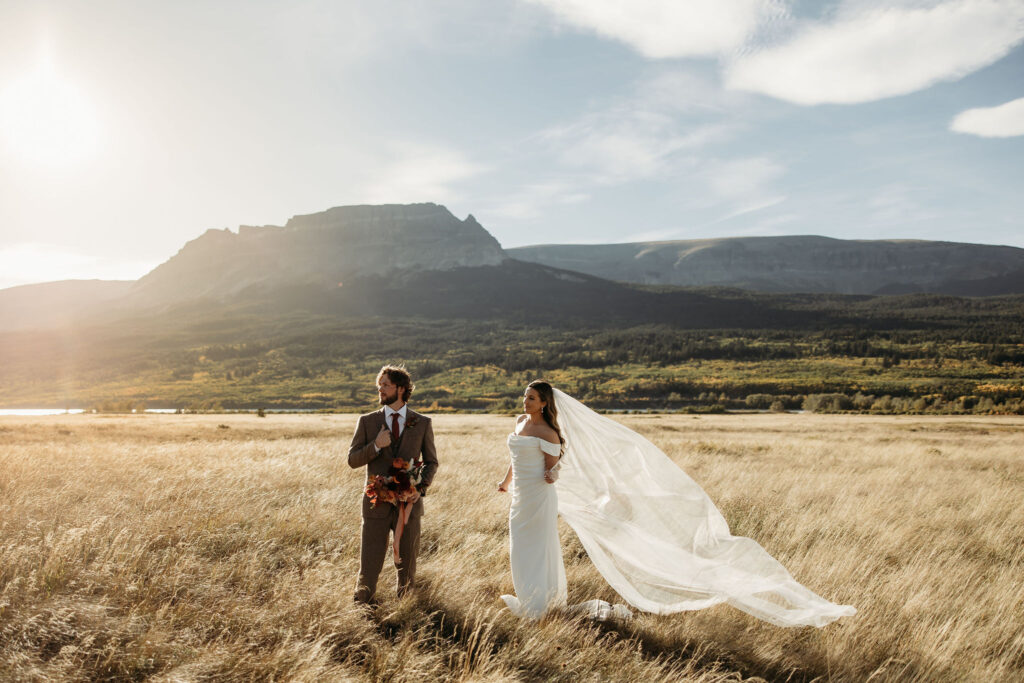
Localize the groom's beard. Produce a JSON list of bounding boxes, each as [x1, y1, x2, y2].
[[379, 388, 399, 405]]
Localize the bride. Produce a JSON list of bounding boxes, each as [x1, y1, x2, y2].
[[497, 380, 855, 627]]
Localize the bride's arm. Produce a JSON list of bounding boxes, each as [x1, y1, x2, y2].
[[498, 464, 513, 492], [543, 453, 560, 484]]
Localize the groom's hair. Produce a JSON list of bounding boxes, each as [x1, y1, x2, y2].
[[378, 364, 414, 402]]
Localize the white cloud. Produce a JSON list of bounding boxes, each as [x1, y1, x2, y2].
[[359, 142, 487, 204], [490, 68, 772, 231], [717, 196, 788, 221], [526, 0, 784, 58], [704, 157, 785, 200], [539, 107, 735, 185], [725, 0, 1024, 105], [866, 183, 941, 226], [950, 96, 1024, 137], [487, 181, 590, 220], [641, 69, 756, 115]]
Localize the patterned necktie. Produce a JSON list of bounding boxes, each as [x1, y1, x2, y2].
[[391, 413, 400, 445]]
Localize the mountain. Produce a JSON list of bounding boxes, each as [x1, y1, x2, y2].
[[4, 205, 1024, 338], [0, 203, 792, 333], [3, 203, 1023, 410], [0, 280, 134, 332], [507, 236, 1024, 296], [131, 203, 506, 303], [0, 203, 509, 332]]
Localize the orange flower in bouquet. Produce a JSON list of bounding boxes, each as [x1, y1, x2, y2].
[[364, 456, 425, 565]]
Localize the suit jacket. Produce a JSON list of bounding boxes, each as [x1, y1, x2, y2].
[[348, 407, 438, 519]]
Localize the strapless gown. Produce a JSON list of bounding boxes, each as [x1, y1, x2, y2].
[[500, 433, 567, 618]]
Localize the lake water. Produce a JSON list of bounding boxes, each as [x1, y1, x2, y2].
[[0, 408, 321, 415], [0, 409, 87, 416], [0, 408, 179, 416]]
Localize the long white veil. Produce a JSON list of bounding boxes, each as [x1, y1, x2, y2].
[[552, 388, 855, 627]]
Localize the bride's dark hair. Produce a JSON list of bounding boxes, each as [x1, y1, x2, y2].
[[528, 380, 565, 454]]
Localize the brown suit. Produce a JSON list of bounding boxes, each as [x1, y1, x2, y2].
[[348, 407, 438, 602]]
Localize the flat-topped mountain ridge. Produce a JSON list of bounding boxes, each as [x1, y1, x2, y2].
[[132, 203, 506, 302], [508, 236, 1024, 295], [4, 204, 1024, 334]]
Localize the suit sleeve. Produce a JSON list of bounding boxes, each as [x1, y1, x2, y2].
[[347, 416, 379, 469], [417, 419, 438, 494]]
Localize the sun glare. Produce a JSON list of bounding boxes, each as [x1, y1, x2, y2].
[[0, 59, 100, 168]]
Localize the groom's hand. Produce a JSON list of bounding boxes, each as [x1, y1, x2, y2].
[[374, 425, 391, 449]]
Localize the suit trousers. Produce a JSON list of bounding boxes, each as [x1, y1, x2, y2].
[[354, 504, 422, 603]]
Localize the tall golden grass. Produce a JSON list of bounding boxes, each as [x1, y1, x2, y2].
[[1, 412, 1022, 681]]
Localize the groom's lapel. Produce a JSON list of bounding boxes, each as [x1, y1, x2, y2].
[[397, 409, 421, 458], [371, 408, 389, 456]]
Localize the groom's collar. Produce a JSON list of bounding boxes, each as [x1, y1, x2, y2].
[[383, 404, 407, 419]]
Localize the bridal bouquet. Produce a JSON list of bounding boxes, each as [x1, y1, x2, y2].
[[364, 457, 423, 507], [365, 457, 423, 565]]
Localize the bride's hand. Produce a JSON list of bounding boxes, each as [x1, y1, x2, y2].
[[497, 482, 508, 492]]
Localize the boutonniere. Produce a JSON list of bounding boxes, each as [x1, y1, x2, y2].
[[406, 416, 419, 429]]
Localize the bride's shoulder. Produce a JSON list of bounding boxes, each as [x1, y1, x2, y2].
[[514, 413, 528, 425], [534, 423, 559, 445]]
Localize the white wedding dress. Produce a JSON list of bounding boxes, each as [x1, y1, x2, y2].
[[501, 389, 855, 628], [500, 433, 568, 618]]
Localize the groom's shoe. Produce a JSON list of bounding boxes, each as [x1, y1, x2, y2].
[[353, 584, 378, 605], [353, 595, 380, 612]]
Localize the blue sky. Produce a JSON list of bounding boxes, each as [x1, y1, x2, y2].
[[1, 0, 1022, 288]]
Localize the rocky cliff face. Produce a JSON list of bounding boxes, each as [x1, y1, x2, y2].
[[508, 236, 1024, 295], [132, 203, 507, 302]]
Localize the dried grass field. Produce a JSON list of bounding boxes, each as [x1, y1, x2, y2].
[[1, 412, 1022, 681]]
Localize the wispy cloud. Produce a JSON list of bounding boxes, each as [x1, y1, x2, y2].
[[528, 68, 747, 188], [539, 111, 732, 185], [264, 0, 541, 65], [703, 156, 785, 201], [487, 181, 590, 221], [359, 142, 487, 204], [525, 0, 785, 58], [725, 0, 1024, 104], [950, 96, 1024, 137], [620, 197, 792, 242], [865, 183, 942, 227], [485, 67, 789, 237]]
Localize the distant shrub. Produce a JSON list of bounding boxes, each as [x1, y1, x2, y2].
[[974, 397, 996, 414], [852, 392, 875, 410], [745, 394, 774, 409], [92, 400, 142, 414], [803, 393, 852, 413], [871, 395, 894, 413]]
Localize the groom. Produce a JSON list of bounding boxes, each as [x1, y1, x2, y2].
[[348, 364, 438, 604]]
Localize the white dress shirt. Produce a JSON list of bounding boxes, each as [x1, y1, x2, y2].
[[384, 404, 407, 436], [374, 404, 407, 452]]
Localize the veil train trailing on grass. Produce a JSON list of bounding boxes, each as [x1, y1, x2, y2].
[[552, 388, 855, 627]]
